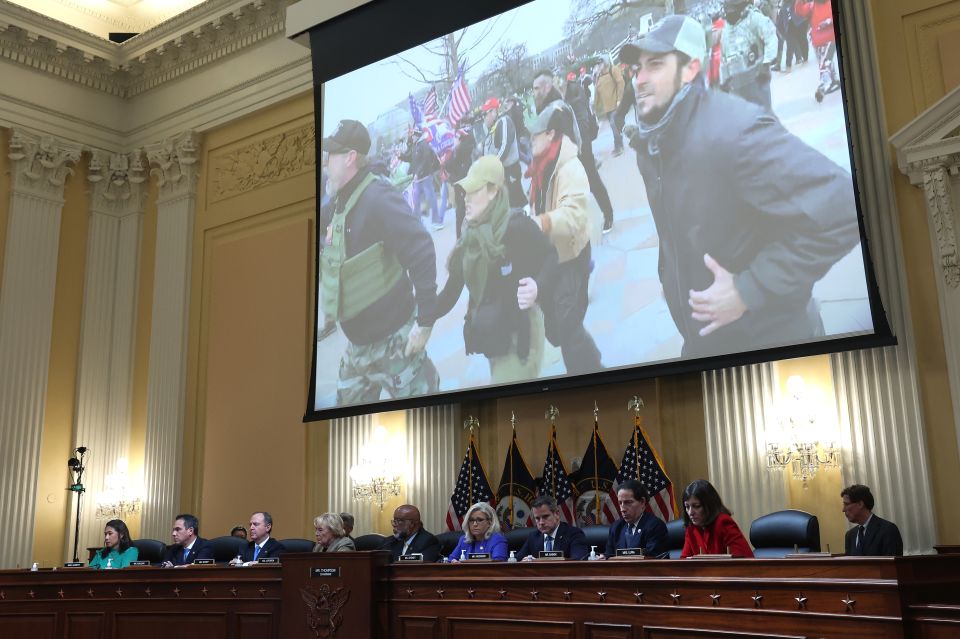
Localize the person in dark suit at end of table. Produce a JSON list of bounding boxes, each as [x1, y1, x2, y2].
[[842, 484, 903, 556], [380, 504, 441, 562], [161, 513, 214, 567], [600, 479, 668, 558], [231, 511, 287, 565], [518, 495, 589, 561]]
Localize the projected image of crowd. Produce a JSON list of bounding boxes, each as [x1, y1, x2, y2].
[[315, 0, 871, 411]]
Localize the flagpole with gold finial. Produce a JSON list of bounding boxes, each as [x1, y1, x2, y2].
[[464, 416, 479, 507], [545, 405, 559, 498], [508, 412, 518, 529], [629, 396, 645, 478], [593, 401, 600, 522]]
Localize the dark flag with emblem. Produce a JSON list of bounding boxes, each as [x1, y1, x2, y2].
[[616, 416, 678, 522], [445, 432, 495, 531], [574, 420, 621, 526], [496, 429, 538, 530], [539, 424, 577, 525]]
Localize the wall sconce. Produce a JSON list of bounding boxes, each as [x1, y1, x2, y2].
[[349, 426, 404, 511], [95, 458, 143, 520], [766, 376, 841, 486]]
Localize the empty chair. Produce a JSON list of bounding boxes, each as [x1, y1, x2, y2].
[[210, 535, 247, 563], [749, 509, 821, 558], [353, 533, 388, 551], [130, 539, 167, 564], [504, 527, 532, 554], [280, 538, 315, 553], [581, 525, 609, 556], [435, 531, 464, 558], [665, 518, 685, 559]]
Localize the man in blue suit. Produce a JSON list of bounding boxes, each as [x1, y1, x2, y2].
[[518, 496, 588, 560], [161, 513, 214, 567], [601, 480, 668, 558]]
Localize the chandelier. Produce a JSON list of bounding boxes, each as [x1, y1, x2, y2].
[[765, 376, 841, 486], [349, 426, 404, 511], [95, 458, 143, 520]]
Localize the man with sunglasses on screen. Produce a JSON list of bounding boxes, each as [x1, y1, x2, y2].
[[619, 14, 860, 359], [319, 119, 440, 404]]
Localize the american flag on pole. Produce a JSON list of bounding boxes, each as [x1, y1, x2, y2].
[[445, 63, 472, 127], [445, 432, 495, 531], [573, 421, 621, 526], [422, 87, 439, 120], [539, 424, 577, 525], [615, 417, 678, 522]]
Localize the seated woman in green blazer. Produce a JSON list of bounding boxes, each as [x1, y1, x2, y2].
[[89, 519, 138, 569]]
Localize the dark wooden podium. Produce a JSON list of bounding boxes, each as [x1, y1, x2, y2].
[[279, 550, 390, 639]]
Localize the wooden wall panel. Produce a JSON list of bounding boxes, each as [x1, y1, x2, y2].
[[447, 617, 574, 639], [113, 613, 228, 639], [66, 612, 105, 639], [398, 615, 439, 639], [641, 628, 806, 639], [236, 612, 274, 639], [584, 622, 633, 639], [0, 613, 56, 638]]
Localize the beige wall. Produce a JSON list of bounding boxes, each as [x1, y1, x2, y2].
[[0, 128, 9, 287], [872, 0, 960, 544]]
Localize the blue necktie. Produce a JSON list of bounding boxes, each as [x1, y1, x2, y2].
[[544, 536, 553, 552], [253, 544, 261, 561], [183, 548, 189, 562]]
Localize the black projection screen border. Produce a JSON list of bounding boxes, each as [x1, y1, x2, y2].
[[303, 0, 895, 423]]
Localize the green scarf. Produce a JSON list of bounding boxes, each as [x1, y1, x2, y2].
[[453, 189, 510, 309]]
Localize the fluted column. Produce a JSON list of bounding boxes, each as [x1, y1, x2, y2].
[[829, 0, 935, 554], [702, 363, 786, 529], [405, 405, 459, 534], [0, 129, 80, 568], [139, 132, 200, 539], [70, 151, 148, 558]]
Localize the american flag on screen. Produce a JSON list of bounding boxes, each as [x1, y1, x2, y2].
[[445, 433, 495, 531], [615, 419, 678, 522], [422, 87, 439, 120], [446, 63, 472, 127], [539, 424, 576, 525]]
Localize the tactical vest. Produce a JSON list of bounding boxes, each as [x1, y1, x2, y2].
[[320, 173, 403, 322]]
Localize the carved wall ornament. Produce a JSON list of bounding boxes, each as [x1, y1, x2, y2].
[[210, 122, 315, 202], [146, 131, 200, 200], [8, 128, 81, 198], [300, 584, 350, 638], [921, 164, 960, 288], [88, 149, 148, 216]]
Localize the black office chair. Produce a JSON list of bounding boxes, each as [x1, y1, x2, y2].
[[435, 531, 464, 558], [279, 538, 315, 553], [582, 525, 609, 555], [749, 509, 821, 558], [131, 539, 167, 564], [210, 535, 247, 563], [504, 527, 532, 554], [354, 533, 388, 551], [665, 518, 685, 558]]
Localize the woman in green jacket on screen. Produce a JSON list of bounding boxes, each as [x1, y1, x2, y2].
[[89, 519, 138, 569]]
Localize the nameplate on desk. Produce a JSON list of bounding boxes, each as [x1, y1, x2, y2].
[[465, 553, 491, 561], [689, 553, 732, 559], [311, 567, 341, 578], [257, 557, 280, 564], [537, 551, 564, 560], [63, 562, 84, 568], [786, 552, 833, 558], [399, 553, 424, 562], [192, 558, 215, 565], [129, 560, 151, 566], [615, 548, 645, 558]]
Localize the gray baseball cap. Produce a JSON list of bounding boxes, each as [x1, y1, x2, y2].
[[618, 15, 706, 65]]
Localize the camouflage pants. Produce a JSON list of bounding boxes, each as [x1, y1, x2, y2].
[[337, 316, 439, 405]]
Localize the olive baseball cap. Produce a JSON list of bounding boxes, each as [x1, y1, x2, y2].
[[618, 15, 706, 65], [456, 155, 504, 193]]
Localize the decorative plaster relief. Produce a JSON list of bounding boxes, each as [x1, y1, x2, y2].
[[904, 4, 960, 109], [209, 121, 314, 202], [88, 149, 148, 216], [146, 130, 200, 200], [8, 127, 81, 198], [922, 164, 960, 288]]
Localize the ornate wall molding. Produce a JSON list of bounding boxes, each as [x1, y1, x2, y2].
[[88, 150, 148, 216], [146, 130, 200, 202], [209, 120, 314, 203], [922, 165, 960, 288], [8, 127, 81, 199]]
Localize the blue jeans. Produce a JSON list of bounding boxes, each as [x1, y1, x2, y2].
[[439, 180, 449, 218], [413, 175, 441, 225]]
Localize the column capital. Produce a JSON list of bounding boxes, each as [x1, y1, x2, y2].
[[87, 150, 149, 217], [146, 131, 201, 203], [921, 165, 960, 289], [8, 128, 81, 200]]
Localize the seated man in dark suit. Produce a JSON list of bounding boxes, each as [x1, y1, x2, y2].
[[380, 504, 441, 562], [600, 480, 668, 558], [231, 511, 287, 564], [161, 513, 214, 567], [518, 495, 588, 561], [842, 484, 903, 556]]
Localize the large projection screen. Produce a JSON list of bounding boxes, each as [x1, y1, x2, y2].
[[305, 0, 893, 421]]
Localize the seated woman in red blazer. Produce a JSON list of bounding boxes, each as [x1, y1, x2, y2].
[[680, 479, 754, 558]]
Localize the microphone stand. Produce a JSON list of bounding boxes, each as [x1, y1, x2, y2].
[[67, 448, 87, 564]]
